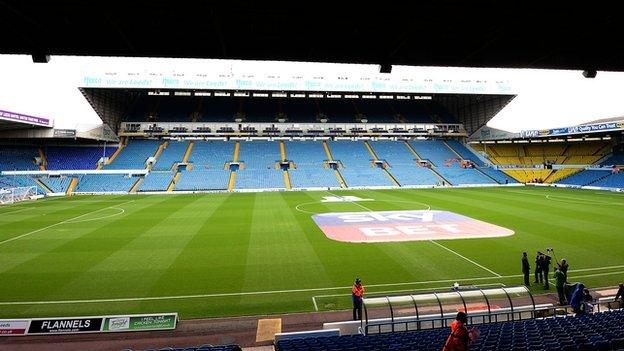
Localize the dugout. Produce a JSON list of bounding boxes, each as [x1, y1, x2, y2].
[[362, 286, 547, 335]]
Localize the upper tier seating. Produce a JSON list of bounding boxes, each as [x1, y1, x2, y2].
[[152, 140, 189, 171], [277, 309, 624, 351], [477, 142, 609, 166], [0, 147, 39, 171], [45, 146, 117, 170], [105, 140, 160, 169], [188, 141, 233, 169], [74, 174, 138, 193]]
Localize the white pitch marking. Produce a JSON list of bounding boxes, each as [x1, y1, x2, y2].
[[0, 200, 135, 246], [1, 268, 623, 306], [428, 240, 502, 277], [63, 207, 126, 224], [313, 283, 505, 299], [312, 296, 319, 311], [0, 207, 32, 216]]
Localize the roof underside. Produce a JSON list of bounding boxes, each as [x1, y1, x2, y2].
[[1, 2, 623, 71]]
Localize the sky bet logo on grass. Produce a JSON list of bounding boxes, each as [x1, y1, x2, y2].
[[312, 210, 514, 243]]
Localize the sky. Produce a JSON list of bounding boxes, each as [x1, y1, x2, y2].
[[0, 54, 623, 133]]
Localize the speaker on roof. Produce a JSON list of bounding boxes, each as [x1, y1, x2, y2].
[[380, 62, 392, 74], [32, 52, 50, 63], [582, 69, 597, 78]]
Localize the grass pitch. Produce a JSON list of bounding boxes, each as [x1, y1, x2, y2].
[[1, 186, 623, 319]]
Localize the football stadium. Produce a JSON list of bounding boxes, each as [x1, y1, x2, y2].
[[2, 4, 624, 351]]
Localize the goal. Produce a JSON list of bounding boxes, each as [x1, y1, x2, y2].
[[0, 186, 39, 205]]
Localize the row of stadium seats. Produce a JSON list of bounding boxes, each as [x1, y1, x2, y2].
[[74, 174, 139, 193], [152, 140, 189, 171], [123, 96, 456, 124], [104, 139, 161, 169], [0, 147, 40, 171], [276, 309, 624, 351], [1, 139, 517, 192], [45, 146, 117, 170], [473, 142, 610, 166]]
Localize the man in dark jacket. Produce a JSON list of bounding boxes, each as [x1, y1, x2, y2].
[[522, 252, 530, 286], [534, 252, 543, 285], [542, 253, 552, 289]]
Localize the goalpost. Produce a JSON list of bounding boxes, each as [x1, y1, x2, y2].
[[0, 186, 39, 205]]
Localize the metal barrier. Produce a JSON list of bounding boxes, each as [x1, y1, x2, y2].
[[362, 286, 544, 335]]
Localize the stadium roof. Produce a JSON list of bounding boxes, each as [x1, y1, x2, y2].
[[1, 2, 623, 72]]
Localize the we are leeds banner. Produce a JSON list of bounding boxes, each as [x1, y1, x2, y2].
[[521, 121, 624, 138], [0, 313, 177, 336]]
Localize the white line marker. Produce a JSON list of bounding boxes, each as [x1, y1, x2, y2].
[[0, 200, 134, 246], [0, 268, 622, 306], [314, 283, 505, 299], [64, 207, 125, 224], [312, 296, 318, 311], [428, 240, 502, 277]]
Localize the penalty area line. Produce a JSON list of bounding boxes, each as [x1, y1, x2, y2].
[[0, 200, 135, 246]]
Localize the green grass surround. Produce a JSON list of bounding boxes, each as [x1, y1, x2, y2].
[[0, 187, 623, 319]]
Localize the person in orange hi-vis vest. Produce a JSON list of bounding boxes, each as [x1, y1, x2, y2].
[[442, 312, 480, 351], [351, 277, 365, 320]]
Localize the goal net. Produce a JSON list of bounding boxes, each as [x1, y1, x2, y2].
[[0, 186, 39, 205]]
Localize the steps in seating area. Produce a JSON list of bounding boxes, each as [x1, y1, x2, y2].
[[38, 148, 46, 170], [286, 141, 341, 188], [329, 141, 394, 187], [66, 177, 79, 195], [227, 172, 237, 191]]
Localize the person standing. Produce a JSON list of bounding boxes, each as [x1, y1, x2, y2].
[[557, 259, 569, 282], [553, 267, 566, 305], [522, 252, 531, 287], [542, 253, 551, 289], [534, 252, 543, 285], [352, 277, 365, 321]]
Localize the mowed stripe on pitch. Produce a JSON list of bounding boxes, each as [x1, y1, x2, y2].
[[44, 195, 222, 302]]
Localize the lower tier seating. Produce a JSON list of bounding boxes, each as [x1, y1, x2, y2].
[[74, 174, 138, 193], [277, 310, 624, 351], [289, 168, 340, 188], [139, 172, 174, 191], [340, 167, 394, 187], [235, 169, 285, 189], [175, 170, 230, 191]]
